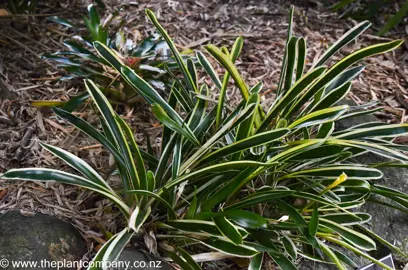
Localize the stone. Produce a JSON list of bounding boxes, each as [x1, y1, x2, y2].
[[116, 248, 173, 270], [0, 211, 87, 270]]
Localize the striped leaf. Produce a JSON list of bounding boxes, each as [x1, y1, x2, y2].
[[85, 80, 140, 192], [320, 218, 376, 250], [280, 166, 382, 180], [1, 168, 130, 215], [335, 124, 408, 140], [196, 51, 222, 90], [313, 21, 371, 67], [205, 43, 249, 101], [145, 9, 197, 93], [151, 104, 200, 147], [102, 229, 134, 265], [213, 216, 243, 245], [288, 105, 349, 130], [249, 253, 263, 270], [201, 128, 289, 164]]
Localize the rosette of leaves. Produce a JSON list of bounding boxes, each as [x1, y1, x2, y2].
[[41, 4, 174, 111], [3, 6, 408, 270]]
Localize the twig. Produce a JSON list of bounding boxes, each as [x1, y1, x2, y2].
[[10, 125, 36, 166], [395, 92, 408, 110], [0, 32, 39, 58], [0, 116, 16, 126], [9, 27, 52, 50]]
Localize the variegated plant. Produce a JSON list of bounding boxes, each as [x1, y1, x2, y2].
[[2, 6, 408, 270]]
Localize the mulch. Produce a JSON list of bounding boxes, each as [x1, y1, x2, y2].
[[0, 0, 407, 266]]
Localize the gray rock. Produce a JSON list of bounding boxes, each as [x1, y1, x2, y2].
[[0, 211, 87, 270], [116, 248, 173, 270]]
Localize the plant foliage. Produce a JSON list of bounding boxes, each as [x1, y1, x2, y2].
[[3, 6, 408, 270], [41, 4, 175, 111]]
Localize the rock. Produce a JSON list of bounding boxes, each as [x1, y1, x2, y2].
[[301, 99, 408, 269], [116, 248, 173, 270], [0, 211, 87, 270]]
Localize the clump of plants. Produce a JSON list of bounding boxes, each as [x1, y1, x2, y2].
[[3, 6, 408, 270], [42, 4, 176, 110]]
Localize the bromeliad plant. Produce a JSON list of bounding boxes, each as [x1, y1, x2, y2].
[[40, 4, 174, 110], [3, 6, 408, 270]]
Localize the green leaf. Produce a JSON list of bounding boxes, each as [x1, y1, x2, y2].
[[116, 116, 148, 190], [317, 122, 334, 139], [120, 65, 186, 125], [85, 80, 140, 192], [249, 253, 263, 270], [319, 218, 376, 250], [357, 225, 408, 258], [296, 38, 306, 81], [324, 236, 392, 270], [1, 168, 130, 215], [201, 128, 289, 164], [102, 228, 134, 265], [288, 105, 349, 130], [310, 82, 352, 112], [205, 43, 249, 101], [176, 247, 202, 270], [319, 213, 371, 225], [200, 237, 258, 257], [129, 205, 151, 232], [377, 0, 408, 36], [127, 190, 176, 219], [213, 216, 243, 245], [180, 103, 257, 172], [167, 250, 199, 270], [165, 160, 276, 189], [93, 41, 124, 71], [325, 66, 365, 93], [151, 104, 200, 147], [268, 252, 297, 270], [47, 16, 76, 28], [145, 9, 197, 93], [336, 124, 408, 140], [234, 93, 259, 143], [215, 37, 245, 128], [282, 235, 297, 259], [188, 85, 208, 131], [196, 51, 222, 90], [283, 37, 300, 91], [329, 139, 408, 161], [225, 190, 294, 210], [313, 21, 371, 67], [40, 142, 113, 191], [280, 165, 382, 180], [52, 107, 126, 167], [185, 189, 198, 219], [287, 40, 403, 118], [308, 206, 319, 237], [277, 5, 295, 96], [318, 240, 347, 270], [259, 67, 326, 132]]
